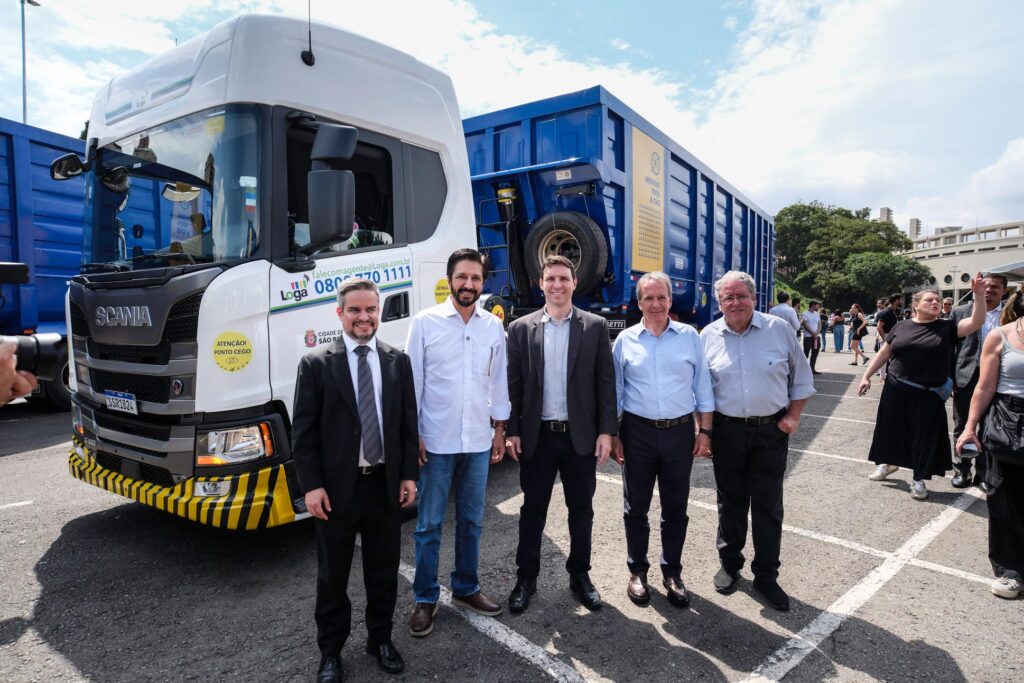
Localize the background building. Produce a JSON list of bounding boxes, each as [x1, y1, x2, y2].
[[879, 206, 894, 223], [905, 220, 1024, 301], [909, 217, 922, 238]]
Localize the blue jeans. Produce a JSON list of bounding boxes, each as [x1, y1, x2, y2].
[[834, 326, 845, 351], [413, 449, 490, 603]]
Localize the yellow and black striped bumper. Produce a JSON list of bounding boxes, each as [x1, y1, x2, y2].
[[69, 439, 299, 530]]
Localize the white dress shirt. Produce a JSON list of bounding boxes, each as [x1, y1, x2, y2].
[[982, 303, 1004, 344], [800, 310, 821, 338], [342, 332, 385, 466], [405, 298, 511, 454], [768, 303, 801, 334]]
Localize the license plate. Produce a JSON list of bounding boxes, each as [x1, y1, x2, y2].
[[104, 390, 138, 415]]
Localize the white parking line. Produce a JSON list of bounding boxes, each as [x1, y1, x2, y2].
[[789, 448, 866, 465], [395, 563, 587, 682], [812, 392, 878, 401], [0, 500, 33, 510], [907, 558, 992, 586], [742, 489, 982, 682], [801, 413, 876, 425]]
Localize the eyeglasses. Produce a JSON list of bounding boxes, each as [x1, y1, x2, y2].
[[720, 294, 752, 304]]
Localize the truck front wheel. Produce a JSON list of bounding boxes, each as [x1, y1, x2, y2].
[[524, 211, 608, 293]]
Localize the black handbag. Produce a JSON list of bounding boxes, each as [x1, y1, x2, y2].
[[980, 393, 1024, 465]]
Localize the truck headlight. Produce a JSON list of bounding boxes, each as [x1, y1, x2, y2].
[[196, 422, 274, 466]]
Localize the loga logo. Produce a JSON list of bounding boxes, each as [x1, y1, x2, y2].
[[280, 274, 311, 303]]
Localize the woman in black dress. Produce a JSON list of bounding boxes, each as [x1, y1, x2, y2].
[[857, 277, 986, 500], [848, 304, 868, 365]]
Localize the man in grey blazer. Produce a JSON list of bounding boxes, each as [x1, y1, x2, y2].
[[950, 273, 1007, 491], [504, 255, 618, 613]]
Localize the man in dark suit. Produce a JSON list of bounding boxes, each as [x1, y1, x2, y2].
[[504, 255, 618, 613], [951, 274, 1007, 491], [292, 278, 419, 682]]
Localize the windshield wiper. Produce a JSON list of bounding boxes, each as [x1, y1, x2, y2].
[[81, 262, 127, 273], [132, 251, 196, 266]]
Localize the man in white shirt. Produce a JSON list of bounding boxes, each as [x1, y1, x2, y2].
[[801, 300, 823, 375], [406, 248, 511, 638], [767, 291, 801, 336]]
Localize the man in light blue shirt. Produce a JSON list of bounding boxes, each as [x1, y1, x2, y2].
[[700, 270, 815, 612], [611, 271, 714, 608]]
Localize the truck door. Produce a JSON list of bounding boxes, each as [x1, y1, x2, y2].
[[269, 124, 413, 418]]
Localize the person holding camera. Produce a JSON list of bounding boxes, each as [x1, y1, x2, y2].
[[1, 342, 38, 405], [955, 290, 1024, 600]]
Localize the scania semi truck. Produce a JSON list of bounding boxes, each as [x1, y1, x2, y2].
[[52, 14, 774, 530]]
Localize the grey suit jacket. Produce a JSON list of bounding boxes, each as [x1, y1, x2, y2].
[[951, 303, 981, 388], [506, 307, 618, 458]]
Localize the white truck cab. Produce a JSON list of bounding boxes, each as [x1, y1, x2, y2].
[[57, 15, 475, 528]]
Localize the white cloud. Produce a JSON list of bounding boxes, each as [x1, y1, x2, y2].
[[901, 139, 1024, 232], [610, 38, 630, 50], [724, 15, 738, 30]]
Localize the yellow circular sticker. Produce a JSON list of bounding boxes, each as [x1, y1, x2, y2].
[[434, 278, 451, 303], [213, 331, 254, 372], [701, 290, 708, 307], [491, 304, 506, 322]]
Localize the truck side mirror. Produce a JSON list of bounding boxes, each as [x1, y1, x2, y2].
[[50, 153, 85, 181], [304, 123, 358, 254]]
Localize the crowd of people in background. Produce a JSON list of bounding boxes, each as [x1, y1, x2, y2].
[[770, 273, 1024, 603]]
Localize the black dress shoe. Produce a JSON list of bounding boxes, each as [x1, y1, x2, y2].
[[753, 579, 791, 611], [509, 578, 537, 613], [976, 476, 992, 494], [317, 655, 343, 683], [951, 469, 971, 488], [663, 576, 691, 608], [569, 572, 602, 610], [367, 641, 404, 675]]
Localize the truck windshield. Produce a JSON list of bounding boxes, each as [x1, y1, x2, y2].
[[81, 104, 261, 271]]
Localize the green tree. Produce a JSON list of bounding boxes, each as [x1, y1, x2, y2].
[[773, 201, 829, 280], [844, 252, 932, 302]]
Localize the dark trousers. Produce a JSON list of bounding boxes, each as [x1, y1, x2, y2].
[[952, 373, 986, 479], [989, 459, 1024, 582], [621, 413, 695, 579], [516, 428, 596, 580], [803, 336, 819, 370], [314, 470, 401, 657], [711, 416, 789, 581]]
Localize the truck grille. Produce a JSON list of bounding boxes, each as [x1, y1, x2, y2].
[[70, 302, 89, 337], [88, 339, 171, 365], [164, 293, 202, 342], [93, 410, 173, 442], [91, 370, 171, 404], [94, 451, 175, 487]]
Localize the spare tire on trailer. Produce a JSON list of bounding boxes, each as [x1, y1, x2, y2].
[[524, 211, 608, 293]]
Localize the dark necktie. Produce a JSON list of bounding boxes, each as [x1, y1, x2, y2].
[[354, 345, 383, 465]]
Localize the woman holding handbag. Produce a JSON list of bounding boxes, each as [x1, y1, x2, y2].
[[857, 276, 986, 500], [955, 290, 1024, 599]]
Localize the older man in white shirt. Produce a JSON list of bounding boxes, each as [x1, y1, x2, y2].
[[405, 248, 511, 638]]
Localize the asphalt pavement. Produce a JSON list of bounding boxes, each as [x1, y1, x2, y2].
[[1, 344, 1021, 682]]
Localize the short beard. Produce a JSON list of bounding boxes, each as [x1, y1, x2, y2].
[[347, 328, 376, 343], [455, 288, 481, 307]]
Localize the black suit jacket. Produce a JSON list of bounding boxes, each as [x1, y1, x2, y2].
[[506, 307, 618, 458], [951, 303, 982, 388], [291, 337, 419, 511]]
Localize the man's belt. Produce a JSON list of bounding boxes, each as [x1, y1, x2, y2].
[[628, 413, 692, 429], [713, 408, 787, 426], [541, 420, 570, 433], [358, 463, 385, 475]]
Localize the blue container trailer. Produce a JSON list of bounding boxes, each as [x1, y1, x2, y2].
[[465, 86, 774, 330], [1, 118, 86, 408]]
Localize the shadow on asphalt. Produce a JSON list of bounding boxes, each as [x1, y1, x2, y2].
[[0, 401, 71, 457], [26, 504, 318, 681]]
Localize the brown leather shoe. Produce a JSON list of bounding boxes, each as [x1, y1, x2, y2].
[[452, 591, 503, 616], [663, 576, 691, 608], [408, 602, 438, 637], [627, 573, 650, 605]]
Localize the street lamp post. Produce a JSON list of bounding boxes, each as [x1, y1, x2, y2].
[[21, 0, 41, 124]]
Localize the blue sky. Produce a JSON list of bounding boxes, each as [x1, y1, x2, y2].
[[1, 0, 1022, 235]]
